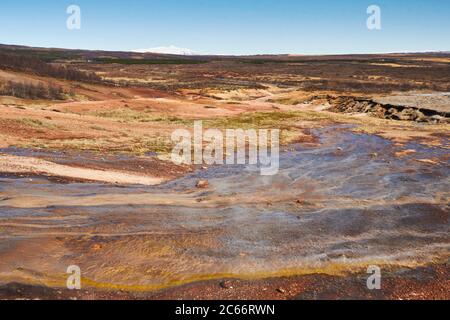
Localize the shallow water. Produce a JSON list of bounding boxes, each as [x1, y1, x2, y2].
[[0, 126, 448, 288]]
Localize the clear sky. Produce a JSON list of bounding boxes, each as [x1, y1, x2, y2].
[[0, 0, 449, 55]]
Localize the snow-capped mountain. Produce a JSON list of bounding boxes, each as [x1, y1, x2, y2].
[[133, 45, 196, 55]]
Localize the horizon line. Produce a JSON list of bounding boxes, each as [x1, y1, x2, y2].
[[1, 42, 449, 57]]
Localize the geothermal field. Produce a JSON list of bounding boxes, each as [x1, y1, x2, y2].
[[0, 45, 448, 299]]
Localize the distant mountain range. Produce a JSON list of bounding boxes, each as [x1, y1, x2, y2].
[[0, 43, 449, 60]]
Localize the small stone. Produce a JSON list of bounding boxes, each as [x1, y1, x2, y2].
[[196, 180, 209, 188], [220, 280, 233, 289], [430, 115, 444, 122], [276, 288, 286, 293], [296, 199, 314, 206], [92, 243, 102, 251], [416, 116, 429, 123]]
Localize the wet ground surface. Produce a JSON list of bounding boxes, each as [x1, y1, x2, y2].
[[1, 263, 448, 300], [0, 125, 448, 297]]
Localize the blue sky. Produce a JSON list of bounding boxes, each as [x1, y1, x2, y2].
[[0, 0, 449, 55]]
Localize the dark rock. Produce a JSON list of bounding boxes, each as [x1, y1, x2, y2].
[[196, 180, 209, 188], [220, 280, 233, 289]]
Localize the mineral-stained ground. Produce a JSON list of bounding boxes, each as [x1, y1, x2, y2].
[[0, 45, 448, 299]]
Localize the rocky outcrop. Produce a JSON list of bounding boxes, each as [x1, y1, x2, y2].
[[327, 96, 449, 123]]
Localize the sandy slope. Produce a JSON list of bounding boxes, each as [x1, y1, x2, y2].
[[0, 154, 164, 185]]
